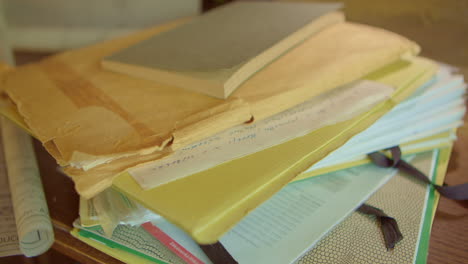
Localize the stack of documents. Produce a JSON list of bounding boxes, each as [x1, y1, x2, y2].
[[0, 1, 465, 263], [70, 64, 464, 264]]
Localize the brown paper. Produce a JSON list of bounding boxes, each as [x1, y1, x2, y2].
[[2, 21, 419, 197]]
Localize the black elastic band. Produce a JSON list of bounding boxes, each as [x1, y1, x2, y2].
[[199, 241, 238, 264], [358, 146, 468, 250], [368, 146, 468, 200], [357, 203, 403, 250]]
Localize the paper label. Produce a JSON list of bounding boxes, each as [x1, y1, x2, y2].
[[130, 80, 393, 189]]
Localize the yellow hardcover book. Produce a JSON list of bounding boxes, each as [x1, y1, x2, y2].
[[112, 56, 437, 244]]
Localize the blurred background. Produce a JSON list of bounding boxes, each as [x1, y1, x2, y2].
[[2, 0, 467, 70]]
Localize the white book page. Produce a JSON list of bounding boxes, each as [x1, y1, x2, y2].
[[151, 162, 400, 264], [306, 74, 465, 172], [220, 161, 401, 264], [318, 107, 464, 165], [312, 134, 453, 171]]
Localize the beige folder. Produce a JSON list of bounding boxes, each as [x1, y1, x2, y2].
[[1, 20, 419, 198]]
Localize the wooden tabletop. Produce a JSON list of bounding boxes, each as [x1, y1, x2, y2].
[[1, 1, 467, 263]]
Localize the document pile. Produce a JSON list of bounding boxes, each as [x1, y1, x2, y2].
[[0, 2, 465, 263]]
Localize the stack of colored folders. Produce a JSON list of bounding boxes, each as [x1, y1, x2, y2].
[[0, 2, 465, 264]]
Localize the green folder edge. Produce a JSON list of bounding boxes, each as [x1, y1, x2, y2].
[[414, 146, 451, 263]]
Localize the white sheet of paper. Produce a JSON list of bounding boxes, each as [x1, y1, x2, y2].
[[306, 72, 465, 173], [150, 156, 410, 264], [220, 163, 403, 264], [130, 80, 393, 189], [1, 118, 54, 257], [0, 145, 21, 257]]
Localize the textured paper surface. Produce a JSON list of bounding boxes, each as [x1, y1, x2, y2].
[[71, 228, 173, 264], [74, 221, 183, 264], [296, 149, 445, 264]]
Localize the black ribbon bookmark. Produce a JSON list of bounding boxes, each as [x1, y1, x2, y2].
[[357, 203, 403, 250], [368, 146, 468, 200], [199, 146, 468, 264], [358, 146, 468, 250], [199, 241, 238, 264]]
